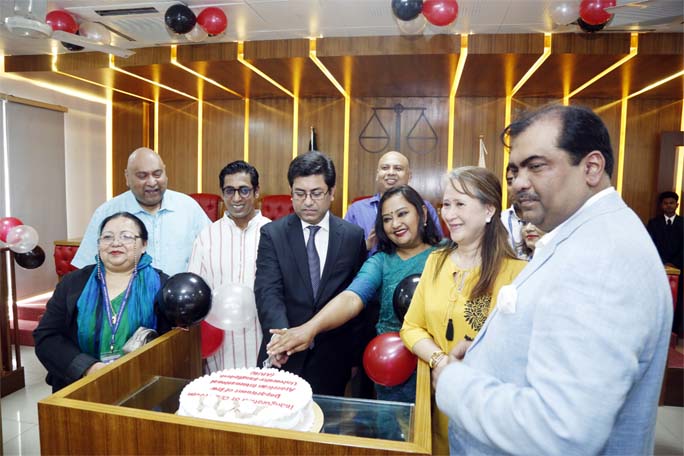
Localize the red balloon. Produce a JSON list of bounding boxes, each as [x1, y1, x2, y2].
[[579, 0, 616, 26], [422, 0, 459, 27], [45, 10, 79, 34], [0, 217, 23, 243], [200, 321, 225, 358], [363, 332, 417, 387], [197, 7, 228, 36]]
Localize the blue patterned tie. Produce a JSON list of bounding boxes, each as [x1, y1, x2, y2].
[[306, 225, 321, 297]]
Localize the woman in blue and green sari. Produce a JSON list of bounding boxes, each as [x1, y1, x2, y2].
[[267, 185, 442, 402], [34, 212, 171, 392]]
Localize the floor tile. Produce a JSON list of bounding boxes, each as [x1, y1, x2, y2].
[[654, 423, 684, 456], [658, 406, 684, 440], [2, 424, 40, 456], [1, 419, 35, 443]]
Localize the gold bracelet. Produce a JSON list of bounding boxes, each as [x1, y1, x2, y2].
[[429, 351, 447, 369]]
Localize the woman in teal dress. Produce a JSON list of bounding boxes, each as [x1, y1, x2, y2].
[[267, 185, 442, 402]]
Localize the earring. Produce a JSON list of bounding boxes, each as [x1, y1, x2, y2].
[[485, 217, 492, 223]]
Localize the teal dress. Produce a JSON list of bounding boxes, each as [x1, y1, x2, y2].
[[346, 246, 434, 402]]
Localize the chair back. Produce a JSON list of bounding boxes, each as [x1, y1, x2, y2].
[[260, 195, 294, 220], [189, 193, 223, 222], [54, 244, 78, 279]]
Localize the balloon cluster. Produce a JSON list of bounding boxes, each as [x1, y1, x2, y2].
[[391, 0, 459, 35], [45, 10, 113, 51], [164, 4, 228, 43], [0, 216, 45, 270], [550, 1, 616, 32]]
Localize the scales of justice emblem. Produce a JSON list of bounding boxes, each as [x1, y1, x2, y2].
[[359, 103, 438, 155]]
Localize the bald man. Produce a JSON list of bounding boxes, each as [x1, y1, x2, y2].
[[72, 147, 210, 275], [345, 151, 443, 254]]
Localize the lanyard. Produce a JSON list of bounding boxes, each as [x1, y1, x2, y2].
[[97, 266, 137, 352]]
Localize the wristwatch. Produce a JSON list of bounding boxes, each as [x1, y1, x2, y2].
[[429, 350, 446, 369]]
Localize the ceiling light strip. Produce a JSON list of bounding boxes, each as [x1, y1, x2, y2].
[[502, 34, 552, 208], [616, 99, 628, 195], [677, 106, 684, 215], [626, 70, 684, 100], [447, 34, 469, 172], [51, 53, 150, 103], [109, 55, 198, 101], [106, 91, 113, 200], [564, 33, 638, 103], [244, 98, 250, 162], [170, 46, 244, 99], [309, 38, 351, 215], [197, 100, 203, 193], [292, 97, 299, 159], [237, 42, 295, 98], [154, 101, 159, 152], [2, 100, 10, 216]]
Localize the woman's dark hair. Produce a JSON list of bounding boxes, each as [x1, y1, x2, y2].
[[99, 212, 148, 241], [375, 185, 441, 255], [434, 167, 516, 299]]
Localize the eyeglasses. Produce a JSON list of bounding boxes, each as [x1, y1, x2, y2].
[[98, 231, 141, 246], [222, 186, 253, 198], [292, 189, 329, 201]]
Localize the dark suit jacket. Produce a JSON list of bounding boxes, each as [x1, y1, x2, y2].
[[33, 265, 170, 392], [255, 213, 367, 395], [647, 214, 683, 269]]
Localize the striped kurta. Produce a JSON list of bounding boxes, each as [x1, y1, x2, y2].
[[188, 211, 271, 370]]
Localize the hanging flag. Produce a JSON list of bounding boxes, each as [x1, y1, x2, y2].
[[308, 126, 318, 151], [478, 135, 487, 168]]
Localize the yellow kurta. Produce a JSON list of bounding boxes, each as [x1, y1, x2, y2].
[[401, 251, 526, 455]]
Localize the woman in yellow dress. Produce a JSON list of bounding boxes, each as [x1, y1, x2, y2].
[[401, 166, 526, 454]]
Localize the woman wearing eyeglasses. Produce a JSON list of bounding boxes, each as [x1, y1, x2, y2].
[[400, 167, 526, 454], [34, 211, 171, 392]]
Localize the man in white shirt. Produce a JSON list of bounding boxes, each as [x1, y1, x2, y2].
[[72, 148, 210, 275], [500, 164, 525, 258], [188, 160, 271, 370]]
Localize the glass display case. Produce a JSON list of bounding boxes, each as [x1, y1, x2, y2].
[[38, 327, 432, 455]]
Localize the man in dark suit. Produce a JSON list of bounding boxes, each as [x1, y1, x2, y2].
[[647, 191, 683, 269], [647, 191, 683, 336], [255, 151, 367, 395]]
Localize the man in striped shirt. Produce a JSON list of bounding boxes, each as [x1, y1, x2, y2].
[[188, 161, 271, 371]]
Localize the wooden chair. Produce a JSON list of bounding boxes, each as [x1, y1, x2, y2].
[[189, 193, 223, 222]]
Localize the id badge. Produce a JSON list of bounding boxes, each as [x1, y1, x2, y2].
[[101, 350, 123, 364]]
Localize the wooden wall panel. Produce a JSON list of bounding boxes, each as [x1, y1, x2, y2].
[[158, 101, 199, 194], [202, 100, 245, 194], [298, 98, 346, 216], [248, 99, 294, 199], [624, 98, 682, 222], [350, 97, 449, 209], [453, 97, 508, 181], [112, 101, 148, 196]]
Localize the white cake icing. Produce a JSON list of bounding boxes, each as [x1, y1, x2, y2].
[[178, 367, 313, 431]]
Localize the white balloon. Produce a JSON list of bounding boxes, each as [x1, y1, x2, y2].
[[205, 283, 257, 331], [550, 2, 580, 26], [6, 225, 38, 254], [395, 14, 427, 35], [185, 26, 208, 43], [79, 21, 112, 45]]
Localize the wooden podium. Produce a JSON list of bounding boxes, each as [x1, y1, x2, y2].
[[38, 327, 432, 455]]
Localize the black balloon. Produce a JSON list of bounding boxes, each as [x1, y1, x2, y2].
[[13, 246, 45, 270], [577, 17, 607, 33], [61, 31, 84, 51], [391, 0, 424, 21], [157, 272, 211, 328], [165, 4, 197, 34], [393, 274, 421, 322]]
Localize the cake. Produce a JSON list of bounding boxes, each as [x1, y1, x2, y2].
[[178, 367, 314, 430]]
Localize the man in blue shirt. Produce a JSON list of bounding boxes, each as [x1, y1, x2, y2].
[[72, 147, 210, 276], [344, 150, 443, 255]]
